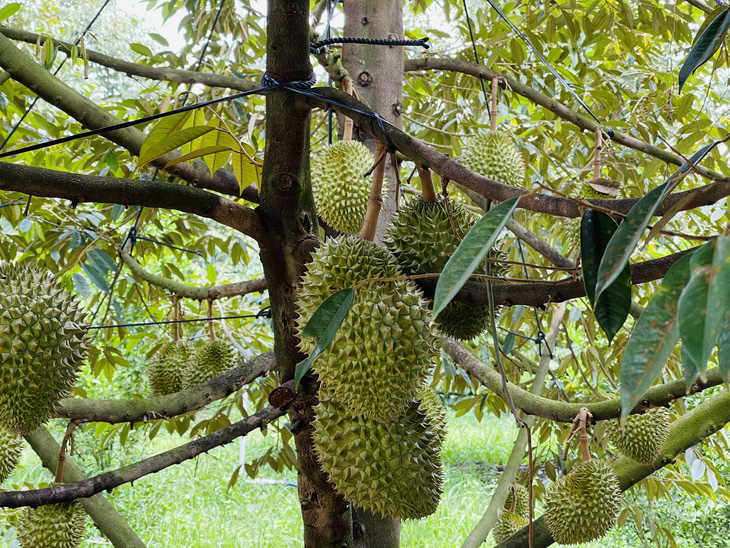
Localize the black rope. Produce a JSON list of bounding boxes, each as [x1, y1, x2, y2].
[[310, 36, 429, 55], [88, 310, 272, 330], [0, 199, 24, 209], [461, 0, 490, 112], [131, 235, 203, 257], [322, 0, 341, 42]]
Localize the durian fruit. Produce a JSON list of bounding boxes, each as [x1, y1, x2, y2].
[[16, 484, 87, 548], [605, 407, 670, 464], [0, 426, 24, 484], [147, 341, 193, 395], [384, 197, 507, 340], [461, 131, 526, 188], [312, 392, 444, 520], [310, 140, 375, 234], [0, 262, 89, 435], [297, 237, 437, 421], [543, 459, 622, 545], [504, 483, 529, 517], [182, 340, 237, 389], [565, 178, 624, 249], [493, 510, 529, 543], [417, 388, 448, 448]]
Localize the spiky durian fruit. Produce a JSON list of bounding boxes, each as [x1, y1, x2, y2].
[[183, 340, 237, 389], [310, 141, 375, 234], [493, 510, 529, 543], [543, 459, 622, 545], [461, 131, 526, 188], [565, 178, 624, 248], [147, 341, 193, 395], [16, 484, 87, 548], [417, 388, 448, 448], [504, 483, 529, 517], [312, 393, 444, 520], [297, 237, 437, 421], [0, 426, 24, 484], [384, 197, 507, 340], [605, 407, 670, 464], [0, 262, 89, 435]]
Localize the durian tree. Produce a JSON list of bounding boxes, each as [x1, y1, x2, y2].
[[1, 0, 730, 547]]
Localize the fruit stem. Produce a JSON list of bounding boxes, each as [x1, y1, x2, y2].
[[342, 77, 354, 141], [418, 165, 438, 203], [593, 127, 603, 179], [173, 296, 181, 342], [56, 420, 79, 483], [358, 140, 387, 242], [490, 77, 499, 132], [207, 299, 216, 341]]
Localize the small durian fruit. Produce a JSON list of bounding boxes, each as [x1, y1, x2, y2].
[[312, 392, 444, 520], [461, 131, 526, 188], [605, 407, 670, 464], [16, 484, 87, 548], [417, 388, 448, 448], [297, 237, 437, 421], [0, 426, 24, 484], [504, 483, 529, 517], [183, 340, 237, 389], [147, 341, 193, 395], [493, 510, 529, 543], [384, 197, 507, 340], [310, 140, 376, 234], [0, 262, 90, 435], [543, 459, 622, 545]]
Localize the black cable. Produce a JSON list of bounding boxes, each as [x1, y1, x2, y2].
[[310, 36, 429, 55], [131, 235, 203, 257], [87, 311, 272, 330], [322, 0, 341, 42], [462, 0, 490, 111]]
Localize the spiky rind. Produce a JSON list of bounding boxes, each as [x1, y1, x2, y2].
[[605, 407, 670, 464], [494, 511, 529, 543], [0, 262, 89, 435], [543, 459, 622, 545], [311, 141, 375, 234], [417, 388, 448, 448], [504, 483, 529, 517], [17, 484, 87, 548], [312, 394, 444, 520], [183, 340, 237, 389], [297, 237, 437, 421], [461, 131, 526, 188], [0, 426, 24, 484], [147, 341, 193, 396], [384, 198, 506, 340]]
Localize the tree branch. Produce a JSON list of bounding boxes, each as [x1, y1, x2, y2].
[[442, 336, 724, 422], [496, 388, 730, 547], [2, 406, 284, 508], [505, 218, 575, 269], [56, 351, 276, 423], [0, 31, 257, 201], [0, 162, 266, 242]]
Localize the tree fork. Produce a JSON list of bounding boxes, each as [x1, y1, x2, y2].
[[257, 1, 352, 546]]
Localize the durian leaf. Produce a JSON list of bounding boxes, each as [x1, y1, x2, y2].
[[681, 344, 701, 392], [88, 247, 118, 275], [677, 237, 730, 373], [295, 288, 355, 387], [82, 262, 109, 292], [72, 272, 89, 299], [200, 120, 238, 175], [179, 107, 207, 156], [432, 196, 519, 317], [231, 149, 260, 195], [138, 125, 215, 166], [620, 252, 693, 420], [595, 141, 717, 303], [718, 309, 730, 380], [0, 4, 21, 22], [678, 7, 730, 93], [580, 210, 631, 342], [163, 145, 236, 169]]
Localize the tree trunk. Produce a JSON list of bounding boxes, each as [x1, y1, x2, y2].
[[258, 2, 352, 546]]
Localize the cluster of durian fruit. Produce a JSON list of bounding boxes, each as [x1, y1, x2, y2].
[[0, 262, 88, 547]]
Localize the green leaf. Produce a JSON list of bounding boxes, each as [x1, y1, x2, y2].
[[88, 248, 118, 275], [433, 197, 520, 317], [295, 288, 355, 387], [620, 253, 694, 420], [148, 33, 169, 47], [82, 262, 109, 292], [179, 107, 207, 156], [139, 110, 191, 161], [200, 120, 238, 175], [678, 7, 730, 92], [681, 344, 700, 393], [139, 123, 215, 166], [130, 43, 153, 57], [717, 309, 730, 380], [72, 272, 89, 299], [164, 145, 236, 169], [580, 210, 631, 342], [677, 237, 730, 373], [231, 150, 259, 195], [0, 3, 21, 22]]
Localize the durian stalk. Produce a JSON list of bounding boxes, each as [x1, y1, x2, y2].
[[342, 77, 354, 141], [593, 127, 603, 179], [207, 299, 216, 341], [358, 140, 387, 242], [56, 421, 79, 483], [490, 76, 499, 132], [417, 166, 438, 203], [173, 297, 181, 342]]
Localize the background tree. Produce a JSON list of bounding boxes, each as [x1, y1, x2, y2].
[[0, 0, 729, 546]]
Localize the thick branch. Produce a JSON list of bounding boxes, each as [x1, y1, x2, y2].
[[56, 351, 276, 424], [2, 406, 284, 508], [0, 31, 256, 200], [120, 250, 267, 300], [443, 336, 724, 422], [25, 428, 147, 548], [0, 162, 266, 242], [497, 388, 730, 548]]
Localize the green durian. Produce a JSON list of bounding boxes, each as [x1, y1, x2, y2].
[[16, 484, 87, 548], [311, 140, 375, 234], [504, 483, 529, 517], [0, 426, 24, 484], [0, 262, 89, 435], [183, 340, 237, 389], [147, 341, 193, 395], [543, 459, 622, 545], [461, 131, 526, 188], [312, 392, 444, 520], [417, 388, 448, 448], [605, 407, 670, 464], [384, 197, 507, 340], [493, 510, 529, 543], [297, 237, 437, 421]]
